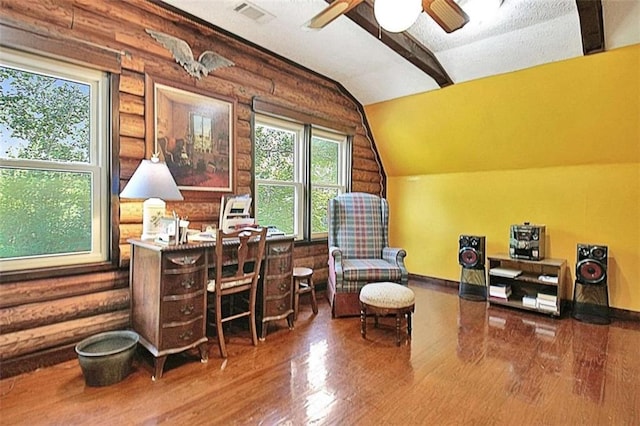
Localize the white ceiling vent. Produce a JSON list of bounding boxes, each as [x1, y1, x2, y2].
[[233, 2, 275, 24]]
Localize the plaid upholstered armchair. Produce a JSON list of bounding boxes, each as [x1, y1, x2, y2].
[[327, 192, 408, 317]]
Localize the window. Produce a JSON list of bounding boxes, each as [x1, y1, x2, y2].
[[254, 114, 348, 240], [310, 128, 347, 236], [0, 48, 109, 271]]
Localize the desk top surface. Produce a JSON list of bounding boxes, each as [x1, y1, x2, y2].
[[128, 235, 292, 252]]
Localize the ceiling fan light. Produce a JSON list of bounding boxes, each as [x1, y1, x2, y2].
[[374, 0, 423, 33], [464, 0, 502, 24]]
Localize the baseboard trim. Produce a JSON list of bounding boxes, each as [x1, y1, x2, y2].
[[608, 306, 640, 322], [409, 273, 458, 290], [0, 343, 77, 380]]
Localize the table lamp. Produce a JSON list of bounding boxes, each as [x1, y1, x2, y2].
[[120, 154, 184, 240]]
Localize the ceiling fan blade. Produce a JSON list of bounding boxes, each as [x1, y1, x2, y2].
[[305, 0, 365, 30], [422, 0, 470, 33]]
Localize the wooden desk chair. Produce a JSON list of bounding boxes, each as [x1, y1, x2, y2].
[[206, 227, 267, 358]]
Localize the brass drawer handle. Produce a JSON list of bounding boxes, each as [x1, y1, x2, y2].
[[180, 256, 197, 265], [180, 304, 195, 316], [179, 330, 193, 341], [279, 260, 288, 273], [181, 278, 195, 290], [169, 255, 198, 266], [278, 283, 288, 292], [277, 303, 287, 312], [271, 246, 290, 254]]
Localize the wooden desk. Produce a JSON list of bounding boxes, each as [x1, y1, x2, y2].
[[128, 236, 294, 379]]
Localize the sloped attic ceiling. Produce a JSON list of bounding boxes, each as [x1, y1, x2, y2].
[[160, 0, 639, 105]]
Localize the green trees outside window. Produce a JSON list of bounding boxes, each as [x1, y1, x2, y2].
[[254, 123, 297, 235], [0, 49, 108, 270], [311, 135, 341, 234], [254, 115, 347, 240]]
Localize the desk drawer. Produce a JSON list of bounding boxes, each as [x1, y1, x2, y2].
[[267, 240, 292, 257], [160, 318, 204, 349], [266, 258, 292, 276], [263, 297, 292, 317], [163, 250, 205, 271], [163, 269, 205, 296], [265, 240, 293, 277], [265, 241, 292, 276], [264, 277, 292, 297], [162, 292, 204, 323]]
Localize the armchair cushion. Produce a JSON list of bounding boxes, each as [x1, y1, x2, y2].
[[341, 259, 403, 287]]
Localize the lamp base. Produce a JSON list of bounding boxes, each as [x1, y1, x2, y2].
[[141, 198, 166, 240]]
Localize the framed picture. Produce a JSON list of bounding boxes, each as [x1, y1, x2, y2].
[[157, 217, 177, 244], [145, 75, 236, 192]]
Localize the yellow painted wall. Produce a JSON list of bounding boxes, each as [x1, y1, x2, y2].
[[365, 44, 640, 312]]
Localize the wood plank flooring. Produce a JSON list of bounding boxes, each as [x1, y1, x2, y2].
[[1, 281, 639, 425]]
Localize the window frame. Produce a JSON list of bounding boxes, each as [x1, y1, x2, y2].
[[253, 113, 350, 242], [0, 47, 111, 273], [308, 127, 348, 240]]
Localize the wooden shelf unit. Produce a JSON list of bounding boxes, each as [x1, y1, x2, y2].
[[487, 254, 567, 317]]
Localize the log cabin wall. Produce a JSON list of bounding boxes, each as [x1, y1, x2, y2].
[[0, 0, 385, 377]]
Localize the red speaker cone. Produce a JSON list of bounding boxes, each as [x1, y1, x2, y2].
[[460, 248, 479, 268], [577, 260, 606, 284]]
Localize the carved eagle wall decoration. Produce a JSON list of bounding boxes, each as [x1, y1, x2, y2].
[[146, 29, 235, 79]]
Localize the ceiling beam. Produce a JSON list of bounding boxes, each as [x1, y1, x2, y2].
[[343, 1, 453, 87], [576, 0, 605, 55]]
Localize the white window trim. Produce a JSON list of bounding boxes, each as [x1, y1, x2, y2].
[[254, 114, 348, 241], [310, 127, 347, 239], [254, 115, 305, 240], [0, 48, 109, 271]]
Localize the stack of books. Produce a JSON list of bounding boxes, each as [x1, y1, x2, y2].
[[522, 295, 537, 308], [489, 284, 512, 299], [538, 274, 558, 283], [536, 293, 558, 312], [489, 267, 522, 278]]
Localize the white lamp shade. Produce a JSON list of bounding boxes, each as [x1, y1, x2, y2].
[[374, 0, 423, 33], [120, 157, 183, 240], [120, 158, 183, 201]]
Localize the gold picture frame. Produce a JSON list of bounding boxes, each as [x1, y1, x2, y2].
[[145, 74, 236, 193]]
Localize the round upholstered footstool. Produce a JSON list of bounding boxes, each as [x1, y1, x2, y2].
[[359, 282, 415, 346]]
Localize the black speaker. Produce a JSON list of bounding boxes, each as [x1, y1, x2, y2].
[[573, 244, 610, 325], [576, 244, 608, 285], [458, 235, 486, 301], [458, 235, 485, 269]]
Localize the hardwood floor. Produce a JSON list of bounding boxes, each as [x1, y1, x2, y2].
[[2, 281, 639, 425]]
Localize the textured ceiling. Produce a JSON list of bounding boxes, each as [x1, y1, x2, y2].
[[161, 0, 640, 106]]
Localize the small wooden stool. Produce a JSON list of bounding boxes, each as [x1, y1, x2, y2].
[[293, 267, 318, 320], [359, 282, 415, 346]]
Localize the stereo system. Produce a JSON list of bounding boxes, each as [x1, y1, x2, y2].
[[576, 244, 608, 285], [458, 235, 485, 269], [509, 222, 546, 261]]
